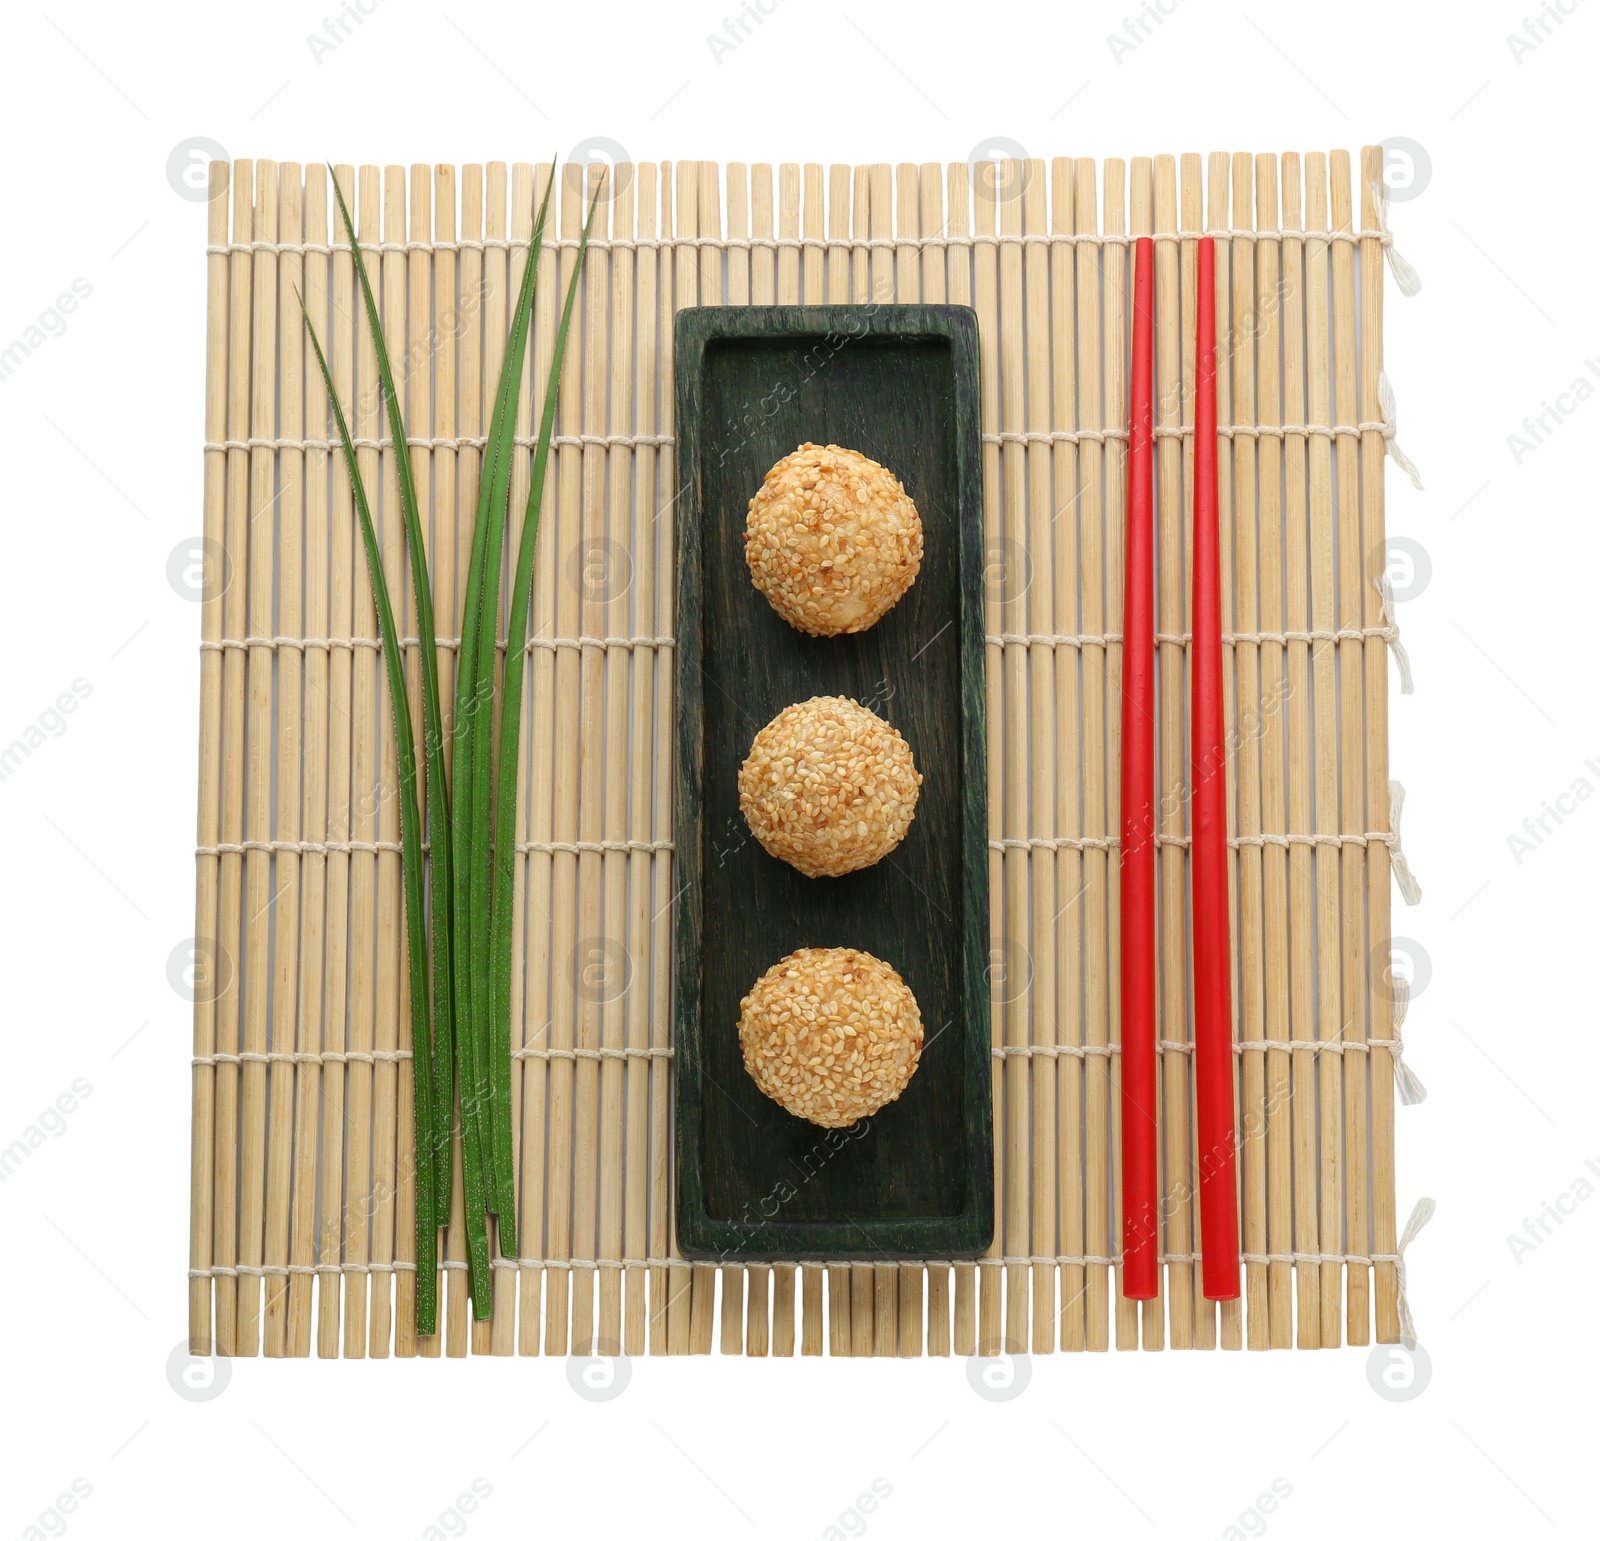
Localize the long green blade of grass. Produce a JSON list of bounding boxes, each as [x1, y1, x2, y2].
[[299, 290, 437, 1338], [486, 177, 602, 1254], [329, 170, 457, 1214], [451, 167, 556, 1303]]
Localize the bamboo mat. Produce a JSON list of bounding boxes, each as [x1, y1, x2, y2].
[[188, 148, 1425, 1358]]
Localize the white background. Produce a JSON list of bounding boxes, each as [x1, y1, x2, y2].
[[1, 1, 1594, 1536]]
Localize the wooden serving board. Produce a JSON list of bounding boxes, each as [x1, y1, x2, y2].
[[673, 304, 992, 1260]]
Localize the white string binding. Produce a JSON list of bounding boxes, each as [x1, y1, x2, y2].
[[982, 427, 1130, 447], [1375, 573, 1415, 695], [1388, 779, 1423, 905], [992, 830, 1403, 854], [511, 1045, 674, 1062], [1154, 420, 1385, 442], [1368, 180, 1423, 297], [200, 634, 674, 656], [1379, 370, 1424, 489], [203, 431, 675, 454], [192, 1048, 412, 1067], [1388, 972, 1428, 1106], [516, 837, 673, 855], [188, 1258, 417, 1278], [992, 1037, 1409, 1061], [1394, 1196, 1436, 1350], [1150, 386, 1422, 492], [986, 625, 1398, 650], [207, 226, 1405, 260]]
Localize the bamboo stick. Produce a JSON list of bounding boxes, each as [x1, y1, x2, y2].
[[625, 159, 661, 1360], [286, 162, 328, 1358], [1180, 151, 1215, 1353], [803, 162, 825, 304], [1280, 153, 1320, 1350], [544, 160, 584, 1357], [967, 154, 1004, 1361], [996, 152, 1030, 1359], [190, 154, 230, 1356], [1022, 152, 1058, 1356], [719, 1258, 744, 1360], [689, 159, 722, 1362], [726, 159, 768, 1359], [516, 157, 557, 1358], [1305, 152, 1344, 1349], [339, 163, 385, 1360], [665, 160, 695, 1358], [598, 162, 636, 1358], [317, 164, 358, 1359], [778, 162, 800, 304], [212, 157, 252, 1359], [1047, 156, 1086, 1355], [915, 157, 954, 1362], [941, 158, 979, 1361], [794, 1263, 819, 1358], [237, 158, 280, 1359], [648, 160, 677, 1358], [448, 164, 486, 1359], [263, 162, 305, 1360], [813, 163, 844, 1360], [1073, 157, 1111, 1354], [1152, 154, 1191, 1350], [1103, 159, 1136, 1354], [495, 161, 538, 1355], [212, 158, 252, 1359], [1254, 153, 1295, 1351], [1361, 146, 1402, 1346], [851, 164, 870, 304], [718, 158, 757, 1357], [1205, 150, 1243, 1352], [1228, 150, 1269, 1351], [895, 160, 918, 301], [368, 162, 410, 1360], [845, 161, 879, 1358], [874, 1262, 897, 1360], [1330, 151, 1370, 1347], [827, 164, 849, 303], [891, 157, 925, 1362], [852, 1263, 873, 1359], [778, 159, 824, 1360], [828, 1262, 850, 1356], [570, 159, 611, 1358], [396, 160, 436, 1361], [465, 162, 509, 1357]]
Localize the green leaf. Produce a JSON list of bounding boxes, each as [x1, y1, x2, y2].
[[451, 165, 556, 1307], [486, 173, 604, 1260], [328, 168, 458, 1222], [299, 287, 437, 1338]]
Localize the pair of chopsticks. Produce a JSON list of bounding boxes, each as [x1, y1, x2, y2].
[[1119, 235, 1239, 1304]]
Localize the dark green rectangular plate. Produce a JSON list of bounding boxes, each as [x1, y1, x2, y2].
[[674, 303, 992, 1261]]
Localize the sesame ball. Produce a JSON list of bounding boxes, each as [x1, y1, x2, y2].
[[744, 443, 923, 636], [739, 696, 922, 878], [738, 947, 924, 1127]]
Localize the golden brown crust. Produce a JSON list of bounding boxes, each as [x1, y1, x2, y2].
[[743, 443, 923, 636], [737, 947, 924, 1127], [738, 695, 922, 878]]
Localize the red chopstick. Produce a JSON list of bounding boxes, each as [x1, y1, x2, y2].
[[1192, 236, 1240, 1301], [1119, 235, 1158, 1301]]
